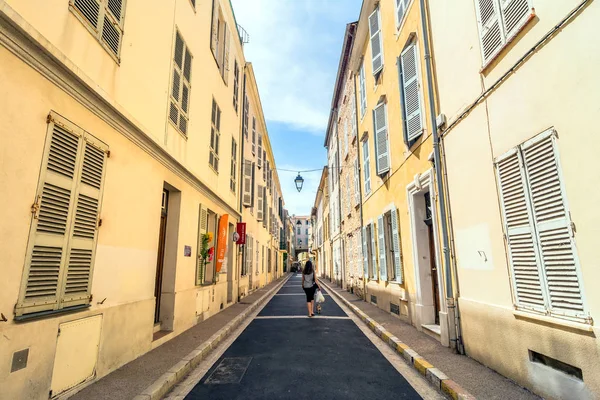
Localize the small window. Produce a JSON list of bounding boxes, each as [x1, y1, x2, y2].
[[233, 60, 240, 112], [399, 42, 423, 146], [368, 6, 384, 76], [359, 62, 367, 117], [362, 139, 371, 195], [169, 31, 193, 136], [210, 0, 230, 82], [209, 99, 221, 172], [69, 0, 127, 61], [230, 138, 237, 192], [395, 0, 412, 30]]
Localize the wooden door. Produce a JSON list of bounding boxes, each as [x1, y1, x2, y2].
[[154, 189, 168, 324]]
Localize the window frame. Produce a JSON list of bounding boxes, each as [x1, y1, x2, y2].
[[169, 30, 193, 137], [230, 138, 237, 192], [209, 99, 221, 172]]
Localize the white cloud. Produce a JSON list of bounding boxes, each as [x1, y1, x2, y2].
[[231, 0, 355, 134]]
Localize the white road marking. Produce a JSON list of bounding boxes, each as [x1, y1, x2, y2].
[[254, 315, 349, 320], [274, 293, 330, 296]]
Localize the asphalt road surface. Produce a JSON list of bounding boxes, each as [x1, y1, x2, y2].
[[172, 274, 441, 400]]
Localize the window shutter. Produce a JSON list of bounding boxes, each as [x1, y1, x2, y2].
[[373, 103, 390, 175], [196, 204, 208, 285], [252, 117, 256, 155], [362, 140, 371, 194], [499, 0, 532, 41], [257, 134, 263, 169], [354, 159, 360, 205], [377, 215, 387, 281], [495, 149, 545, 311], [344, 121, 349, 156], [243, 159, 252, 206], [223, 26, 230, 84], [257, 186, 264, 221], [368, 7, 383, 75], [250, 162, 256, 208], [390, 207, 403, 283], [400, 44, 423, 142], [61, 138, 107, 308], [210, 0, 220, 59], [73, 0, 101, 30], [17, 124, 84, 315], [359, 63, 367, 117], [522, 133, 585, 319], [370, 222, 378, 279], [262, 187, 267, 228], [101, 0, 124, 57], [474, 0, 505, 63]]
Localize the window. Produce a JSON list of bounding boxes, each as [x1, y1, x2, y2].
[[210, 0, 230, 82], [346, 175, 351, 216], [230, 138, 237, 192], [242, 159, 252, 207], [377, 209, 403, 282], [395, 0, 412, 30], [197, 208, 219, 285], [297, 228, 301, 235], [362, 223, 377, 279], [257, 134, 263, 168], [257, 186, 264, 221], [169, 31, 193, 136], [69, 0, 126, 60], [250, 162, 256, 213], [362, 139, 371, 195], [359, 62, 367, 117], [368, 6, 384, 75], [474, 0, 533, 65], [209, 99, 221, 171], [243, 96, 249, 140], [373, 102, 390, 176], [351, 94, 358, 138], [344, 120, 349, 157], [399, 42, 423, 146], [262, 151, 267, 180], [15, 113, 108, 317], [495, 130, 587, 322], [262, 187, 267, 228], [233, 60, 240, 112], [305, 229, 308, 235], [252, 117, 256, 155], [353, 159, 360, 206]]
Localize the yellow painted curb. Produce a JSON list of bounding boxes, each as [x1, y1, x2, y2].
[[414, 358, 434, 376]]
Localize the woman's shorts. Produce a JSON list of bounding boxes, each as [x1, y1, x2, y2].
[[303, 285, 316, 302]]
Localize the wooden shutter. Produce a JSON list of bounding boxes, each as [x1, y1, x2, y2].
[[252, 117, 256, 154], [373, 103, 390, 175], [368, 7, 383, 75], [495, 149, 545, 311], [243, 159, 252, 206], [223, 26, 230, 83], [101, 0, 124, 57], [257, 186, 264, 221], [196, 204, 208, 285], [401, 44, 423, 142], [262, 187, 267, 228], [359, 63, 367, 117], [377, 215, 387, 281], [257, 134, 263, 168], [522, 133, 585, 319], [17, 122, 84, 315], [475, 0, 505, 63], [390, 207, 403, 283], [499, 0, 532, 40], [61, 136, 107, 308], [210, 0, 220, 59], [370, 222, 378, 279], [362, 140, 371, 194], [354, 159, 360, 205], [250, 162, 256, 208], [73, 0, 101, 30]]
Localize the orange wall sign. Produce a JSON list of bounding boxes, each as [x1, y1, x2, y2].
[[216, 215, 229, 273]]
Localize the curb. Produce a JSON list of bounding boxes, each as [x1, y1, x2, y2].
[[132, 274, 292, 400], [320, 280, 476, 400]]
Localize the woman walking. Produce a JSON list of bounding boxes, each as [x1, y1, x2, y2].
[[301, 260, 320, 317]]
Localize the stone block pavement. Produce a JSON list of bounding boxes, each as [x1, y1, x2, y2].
[[323, 281, 541, 400]]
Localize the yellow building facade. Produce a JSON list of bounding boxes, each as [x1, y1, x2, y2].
[[349, 0, 452, 345], [0, 0, 284, 398], [429, 0, 600, 397]]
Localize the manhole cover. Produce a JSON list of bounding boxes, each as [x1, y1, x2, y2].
[[205, 357, 252, 384]]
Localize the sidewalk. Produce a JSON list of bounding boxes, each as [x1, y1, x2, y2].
[[324, 282, 540, 400], [71, 276, 288, 400]]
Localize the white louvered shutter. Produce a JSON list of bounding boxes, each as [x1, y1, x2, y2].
[[475, 0, 505, 64], [257, 134, 263, 169], [496, 149, 546, 311], [61, 136, 107, 307], [243, 160, 252, 206], [373, 103, 390, 175], [354, 159, 360, 206], [252, 118, 256, 155], [522, 133, 585, 319], [363, 140, 371, 194], [102, 0, 124, 57], [368, 7, 384, 75], [499, 0, 532, 41], [262, 188, 267, 228], [390, 207, 403, 283], [359, 64, 367, 117], [17, 124, 83, 315], [370, 223, 378, 279], [257, 186, 264, 221], [377, 215, 387, 281], [196, 204, 208, 285], [210, 0, 220, 58], [223, 26, 230, 83], [401, 44, 423, 142]]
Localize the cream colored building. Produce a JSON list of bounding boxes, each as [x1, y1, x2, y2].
[[0, 0, 284, 398], [313, 168, 331, 279], [429, 0, 600, 398]]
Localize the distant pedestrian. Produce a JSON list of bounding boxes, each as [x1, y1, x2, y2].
[[301, 260, 321, 317]]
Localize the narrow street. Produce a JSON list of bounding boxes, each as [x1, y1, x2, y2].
[[168, 274, 442, 399]]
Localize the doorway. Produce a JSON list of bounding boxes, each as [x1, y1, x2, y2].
[[227, 222, 234, 303], [407, 170, 444, 332], [154, 189, 169, 324]]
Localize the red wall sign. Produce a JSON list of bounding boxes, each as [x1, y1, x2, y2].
[[236, 223, 246, 245]]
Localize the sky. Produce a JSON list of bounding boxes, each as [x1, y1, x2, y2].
[[230, 0, 363, 217]]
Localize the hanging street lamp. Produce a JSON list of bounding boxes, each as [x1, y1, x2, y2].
[[294, 173, 304, 192]]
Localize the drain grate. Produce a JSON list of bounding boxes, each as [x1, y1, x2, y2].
[[205, 357, 252, 384]]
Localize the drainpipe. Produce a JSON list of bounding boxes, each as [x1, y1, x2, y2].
[[419, 0, 462, 352], [237, 63, 248, 302], [353, 73, 367, 302]]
